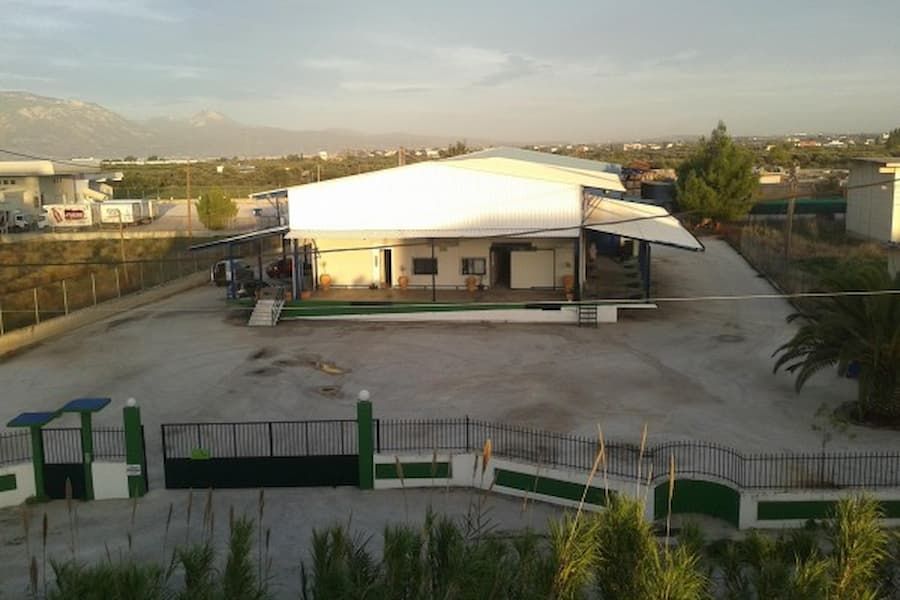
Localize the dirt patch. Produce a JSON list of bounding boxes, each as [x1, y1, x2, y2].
[[714, 334, 745, 343], [249, 347, 276, 360], [105, 313, 150, 331], [247, 366, 282, 376], [318, 385, 343, 398]]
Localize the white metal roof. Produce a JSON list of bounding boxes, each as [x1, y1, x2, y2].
[[448, 147, 622, 176], [287, 161, 583, 239], [284, 148, 701, 251], [585, 196, 704, 252], [0, 160, 101, 176]]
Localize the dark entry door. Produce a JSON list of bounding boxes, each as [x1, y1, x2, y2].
[[42, 428, 87, 500], [382, 249, 392, 287], [491, 247, 510, 287]]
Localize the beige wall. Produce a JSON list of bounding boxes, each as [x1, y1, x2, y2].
[[847, 162, 899, 243], [313, 237, 575, 289]]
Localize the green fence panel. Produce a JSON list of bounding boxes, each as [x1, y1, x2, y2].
[[654, 479, 740, 527]]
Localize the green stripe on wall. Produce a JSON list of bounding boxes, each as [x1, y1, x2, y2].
[[0, 473, 17, 492], [494, 469, 611, 506], [758, 500, 900, 521], [375, 462, 451, 479], [654, 479, 741, 527]]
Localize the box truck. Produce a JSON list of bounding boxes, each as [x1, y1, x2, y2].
[[44, 203, 100, 229], [99, 200, 156, 226]]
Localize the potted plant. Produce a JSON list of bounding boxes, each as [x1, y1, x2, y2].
[[465, 275, 478, 292], [562, 273, 575, 301], [319, 260, 332, 290], [397, 265, 409, 289]]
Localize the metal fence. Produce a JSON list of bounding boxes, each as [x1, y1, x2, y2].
[[41, 428, 128, 464], [0, 255, 214, 336], [161, 420, 359, 459], [376, 418, 900, 490], [0, 430, 31, 466], [0, 428, 127, 466]]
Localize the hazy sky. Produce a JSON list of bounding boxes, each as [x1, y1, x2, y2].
[[2, 0, 898, 141]]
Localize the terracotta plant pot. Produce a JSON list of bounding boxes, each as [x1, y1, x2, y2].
[[562, 274, 575, 293], [300, 290, 312, 300], [319, 273, 332, 290], [465, 276, 478, 292], [397, 274, 409, 289]]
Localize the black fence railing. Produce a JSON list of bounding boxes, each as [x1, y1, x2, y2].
[[376, 418, 900, 491], [161, 420, 359, 460], [0, 430, 31, 466], [41, 428, 128, 464]]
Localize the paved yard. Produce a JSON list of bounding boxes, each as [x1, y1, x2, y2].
[[0, 238, 893, 491], [0, 236, 894, 597]]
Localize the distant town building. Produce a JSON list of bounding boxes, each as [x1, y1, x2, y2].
[[317, 151, 329, 161], [623, 143, 645, 151], [846, 158, 900, 243], [0, 160, 119, 211]]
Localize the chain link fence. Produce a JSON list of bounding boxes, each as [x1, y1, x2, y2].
[[0, 255, 213, 335]]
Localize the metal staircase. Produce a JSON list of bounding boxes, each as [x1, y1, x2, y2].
[[577, 304, 598, 327], [248, 298, 285, 327]]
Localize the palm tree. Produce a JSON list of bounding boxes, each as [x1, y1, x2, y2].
[[773, 263, 900, 422]]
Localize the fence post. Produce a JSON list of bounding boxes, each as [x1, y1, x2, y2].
[[91, 273, 97, 305], [465, 415, 470, 452], [62, 280, 69, 315], [33, 287, 40, 324], [123, 399, 147, 498], [159, 260, 165, 284], [80, 411, 95, 500], [115, 267, 121, 297], [0, 300, 4, 335], [356, 391, 374, 490], [139, 262, 144, 289]]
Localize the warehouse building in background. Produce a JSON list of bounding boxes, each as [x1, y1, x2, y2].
[[0, 160, 121, 210], [280, 147, 702, 300]]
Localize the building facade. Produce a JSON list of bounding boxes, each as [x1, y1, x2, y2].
[[0, 161, 118, 213], [846, 158, 900, 243]]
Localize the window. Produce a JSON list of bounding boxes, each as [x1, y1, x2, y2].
[[461, 257, 486, 275], [412, 258, 437, 275]]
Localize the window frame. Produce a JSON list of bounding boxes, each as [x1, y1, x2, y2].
[[460, 257, 487, 275], [412, 257, 438, 275]]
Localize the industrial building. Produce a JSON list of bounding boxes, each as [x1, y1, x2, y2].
[[0, 160, 120, 211], [846, 157, 900, 243], [280, 148, 702, 300]]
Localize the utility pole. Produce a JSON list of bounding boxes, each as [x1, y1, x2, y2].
[[399, 147, 406, 166], [186, 163, 193, 238], [316, 163, 321, 182], [785, 164, 798, 260]]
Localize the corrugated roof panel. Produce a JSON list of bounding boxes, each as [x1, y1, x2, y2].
[[287, 162, 582, 237], [585, 197, 704, 252], [444, 156, 625, 192]]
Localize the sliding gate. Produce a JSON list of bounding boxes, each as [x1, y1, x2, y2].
[[161, 420, 359, 489]]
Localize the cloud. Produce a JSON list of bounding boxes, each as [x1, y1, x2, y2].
[[474, 54, 547, 87], [339, 80, 437, 94], [301, 57, 362, 71], [7, 0, 179, 22]]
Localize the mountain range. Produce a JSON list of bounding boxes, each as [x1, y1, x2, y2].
[[0, 91, 491, 158]]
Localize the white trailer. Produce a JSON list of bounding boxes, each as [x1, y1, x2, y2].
[[44, 203, 100, 229], [99, 200, 156, 225]]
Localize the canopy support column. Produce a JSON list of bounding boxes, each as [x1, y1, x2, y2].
[[430, 239, 436, 303]]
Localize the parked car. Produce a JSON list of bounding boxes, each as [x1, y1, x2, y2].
[[211, 259, 255, 286], [266, 257, 293, 279]]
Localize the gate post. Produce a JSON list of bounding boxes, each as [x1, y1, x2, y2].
[[80, 412, 95, 500], [30, 426, 47, 499], [356, 391, 374, 490], [123, 399, 147, 498]]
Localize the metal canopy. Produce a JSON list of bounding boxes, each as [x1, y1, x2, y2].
[[188, 225, 289, 251], [7, 411, 58, 428], [59, 397, 111, 413], [585, 197, 705, 252]]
